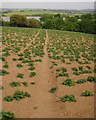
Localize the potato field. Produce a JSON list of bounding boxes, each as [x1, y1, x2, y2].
[[0, 26, 95, 118]]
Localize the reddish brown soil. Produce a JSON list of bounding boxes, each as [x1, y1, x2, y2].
[[2, 30, 94, 118]]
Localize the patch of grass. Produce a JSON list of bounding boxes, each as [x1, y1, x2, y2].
[[60, 95, 76, 102], [17, 73, 24, 78], [62, 78, 75, 86], [30, 72, 36, 77], [10, 82, 21, 87], [81, 90, 94, 96], [49, 87, 57, 93]]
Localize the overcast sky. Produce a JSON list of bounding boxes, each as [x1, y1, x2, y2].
[[1, 1, 95, 10]]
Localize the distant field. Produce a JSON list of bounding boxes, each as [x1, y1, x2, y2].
[[1, 26, 95, 118], [2, 9, 87, 16], [2, 10, 65, 16]]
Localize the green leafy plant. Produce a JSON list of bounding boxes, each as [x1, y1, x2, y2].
[[62, 78, 75, 86], [22, 82, 28, 86], [24, 92, 31, 97], [72, 67, 78, 71], [1, 110, 15, 120], [76, 79, 87, 84], [60, 95, 76, 102], [12, 58, 18, 61], [81, 90, 94, 96], [13, 90, 31, 101], [73, 71, 80, 75], [35, 59, 42, 62], [0, 69, 9, 76], [16, 64, 23, 68], [49, 87, 57, 93], [28, 66, 35, 70], [3, 95, 14, 102], [30, 72, 36, 77], [17, 73, 24, 78], [87, 76, 96, 82], [10, 82, 21, 87], [0, 85, 4, 90], [58, 72, 69, 77], [3, 63, 9, 69]]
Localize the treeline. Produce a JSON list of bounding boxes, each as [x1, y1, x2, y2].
[[1, 14, 40, 28], [40, 13, 95, 34], [1, 13, 96, 34]]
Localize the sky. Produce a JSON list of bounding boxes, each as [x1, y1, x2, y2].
[[1, 0, 96, 10]]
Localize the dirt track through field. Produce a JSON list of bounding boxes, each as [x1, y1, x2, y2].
[[30, 30, 60, 118]]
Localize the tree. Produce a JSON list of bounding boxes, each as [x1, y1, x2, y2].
[[10, 14, 27, 27], [27, 18, 40, 28], [43, 19, 56, 29], [64, 17, 79, 31], [78, 14, 94, 34]]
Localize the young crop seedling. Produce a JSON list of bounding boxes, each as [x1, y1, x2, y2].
[[76, 79, 87, 84], [13, 90, 31, 101], [10, 82, 21, 87], [35, 59, 42, 62], [28, 66, 35, 70], [16, 64, 23, 68], [0, 85, 4, 90], [73, 71, 80, 76], [58, 72, 69, 77], [52, 61, 58, 66], [72, 67, 78, 71], [62, 78, 75, 86], [3, 63, 9, 69], [3, 95, 14, 102], [60, 94, 76, 102], [17, 73, 24, 78], [81, 90, 94, 96], [1, 110, 15, 120], [87, 76, 96, 82], [24, 92, 31, 97], [12, 58, 18, 61], [22, 82, 28, 87], [49, 87, 57, 93], [30, 72, 36, 77], [0, 69, 9, 76]]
